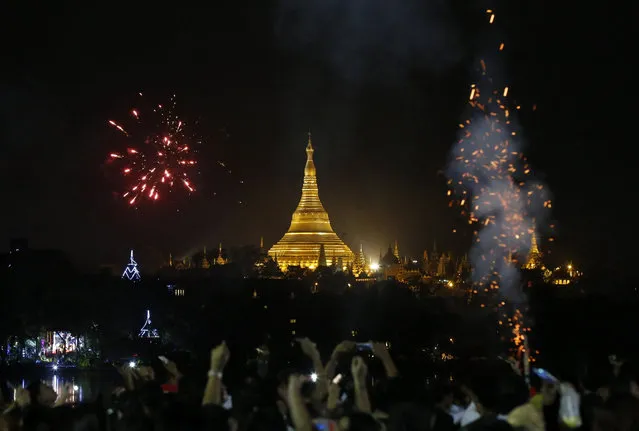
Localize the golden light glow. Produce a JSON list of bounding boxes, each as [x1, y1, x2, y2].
[[268, 134, 354, 269]]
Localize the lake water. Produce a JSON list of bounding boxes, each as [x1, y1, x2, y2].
[[7, 370, 119, 405]]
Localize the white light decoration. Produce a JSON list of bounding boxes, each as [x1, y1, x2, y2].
[[138, 309, 159, 338], [122, 249, 141, 281]]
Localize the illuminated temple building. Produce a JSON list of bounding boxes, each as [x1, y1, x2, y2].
[[523, 229, 543, 270], [269, 134, 354, 270], [520, 227, 583, 285]]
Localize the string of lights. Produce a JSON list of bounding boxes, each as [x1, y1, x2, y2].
[[122, 249, 141, 282]]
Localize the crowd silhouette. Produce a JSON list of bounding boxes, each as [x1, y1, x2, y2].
[[3, 336, 639, 430]]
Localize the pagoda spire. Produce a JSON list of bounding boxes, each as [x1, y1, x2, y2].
[[304, 131, 316, 176], [393, 240, 400, 260], [268, 134, 354, 269], [216, 242, 226, 265], [318, 244, 327, 267], [201, 246, 210, 269], [353, 243, 366, 276], [530, 231, 539, 253], [524, 225, 543, 269]]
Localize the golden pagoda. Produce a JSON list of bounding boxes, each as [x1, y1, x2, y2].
[[215, 243, 227, 265], [269, 133, 354, 270], [201, 246, 210, 269], [524, 228, 543, 269]]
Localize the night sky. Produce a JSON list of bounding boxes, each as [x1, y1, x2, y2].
[[1, 1, 632, 274]]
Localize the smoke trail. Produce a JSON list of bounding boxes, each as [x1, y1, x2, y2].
[[446, 80, 551, 303], [445, 8, 552, 368], [445, 12, 552, 303], [274, 0, 462, 84]]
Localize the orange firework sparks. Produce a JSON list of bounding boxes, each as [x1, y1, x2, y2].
[[107, 94, 200, 206], [446, 6, 550, 367]]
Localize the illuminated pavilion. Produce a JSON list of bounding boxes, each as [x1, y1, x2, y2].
[[269, 133, 354, 270]]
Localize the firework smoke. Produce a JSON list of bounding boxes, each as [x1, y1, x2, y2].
[[274, 0, 461, 84], [445, 9, 552, 303]]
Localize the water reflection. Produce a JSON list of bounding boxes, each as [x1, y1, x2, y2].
[[11, 371, 115, 405]]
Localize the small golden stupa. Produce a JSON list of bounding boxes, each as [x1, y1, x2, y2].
[[524, 228, 543, 269], [268, 133, 354, 270]]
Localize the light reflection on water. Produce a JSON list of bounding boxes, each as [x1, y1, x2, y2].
[[11, 372, 116, 405]]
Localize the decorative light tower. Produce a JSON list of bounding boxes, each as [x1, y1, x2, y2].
[[138, 310, 159, 338], [122, 249, 141, 282]]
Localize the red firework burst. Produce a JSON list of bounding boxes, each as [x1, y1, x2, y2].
[[107, 93, 199, 206]]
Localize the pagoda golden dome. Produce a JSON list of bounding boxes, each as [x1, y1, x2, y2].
[[268, 133, 354, 269]]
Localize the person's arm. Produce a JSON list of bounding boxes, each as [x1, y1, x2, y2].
[[113, 364, 137, 391], [351, 356, 372, 413], [297, 337, 328, 401], [324, 341, 356, 381], [160, 356, 183, 386], [287, 374, 313, 431], [2, 387, 30, 415], [326, 381, 340, 413], [372, 342, 398, 378], [202, 341, 230, 406], [53, 383, 74, 407]]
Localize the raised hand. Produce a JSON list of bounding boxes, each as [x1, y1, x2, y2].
[[371, 341, 390, 359], [351, 356, 368, 383], [54, 383, 74, 406], [160, 356, 182, 379], [210, 341, 230, 371], [113, 363, 137, 390], [331, 340, 355, 359], [370, 340, 398, 377], [287, 373, 306, 395], [136, 365, 155, 381], [296, 337, 320, 359], [15, 387, 31, 408]]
